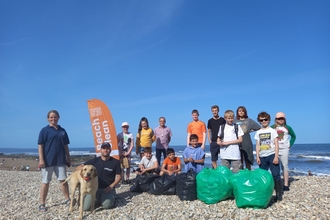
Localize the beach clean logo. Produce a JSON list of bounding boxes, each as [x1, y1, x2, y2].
[[90, 107, 112, 151]]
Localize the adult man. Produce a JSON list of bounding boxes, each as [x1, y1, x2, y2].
[[154, 117, 173, 165], [77, 142, 121, 210], [207, 105, 226, 168]]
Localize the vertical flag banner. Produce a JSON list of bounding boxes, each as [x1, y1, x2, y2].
[[87, 99, 119, 160]]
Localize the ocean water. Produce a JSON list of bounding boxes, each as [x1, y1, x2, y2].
[[1, 143, 329, 176]]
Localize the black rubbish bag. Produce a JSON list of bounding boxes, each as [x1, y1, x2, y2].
[[130, 174, 160, 192], [176, 169, 197, 201], [149, 174, 176, 195]]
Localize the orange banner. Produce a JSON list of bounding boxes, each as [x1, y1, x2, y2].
[[87, 99, 119, 160]]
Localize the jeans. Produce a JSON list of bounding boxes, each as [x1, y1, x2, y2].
[[259, 153, 280, 180], [83, 188, 116, 211], [156, 148, 167, 165]]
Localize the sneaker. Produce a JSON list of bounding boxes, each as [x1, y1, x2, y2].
[[283, 186, 290, 191]]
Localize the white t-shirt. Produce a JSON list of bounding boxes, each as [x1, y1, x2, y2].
[[117, 132, 134, 152], [140, 155, 157, 168], [254, 127, 278, 157], [217, 124, 244, 160]]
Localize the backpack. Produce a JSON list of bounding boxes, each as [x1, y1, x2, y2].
[[219, 123, 239, 141]]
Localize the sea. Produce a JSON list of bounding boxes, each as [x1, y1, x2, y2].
[[1, 143, 329, 176]]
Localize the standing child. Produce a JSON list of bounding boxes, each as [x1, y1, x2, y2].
[[117, 122, 134, 184], [234, 106, 261, 170], [160, 148, 182, 176], [271, 112, 296, 191], [136, 117, 155, 160], [183, 134, 205, 173], [217, 110, 244, 173], [187, 109, 207, 150], [255, 111, 282, 202], [207, 105, 226, 168]]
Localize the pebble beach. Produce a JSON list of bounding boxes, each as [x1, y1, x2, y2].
[[0, 156, 330, 220]]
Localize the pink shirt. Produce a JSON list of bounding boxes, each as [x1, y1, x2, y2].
[[154, 126, 172, 149]]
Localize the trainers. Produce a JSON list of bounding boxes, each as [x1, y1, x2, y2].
[[283, 186, 290, 191]]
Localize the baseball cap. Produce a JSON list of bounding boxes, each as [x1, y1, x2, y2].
[[101, 142, 111, 148], [121, 122, 129, 127], [275, 112, 286, 119]]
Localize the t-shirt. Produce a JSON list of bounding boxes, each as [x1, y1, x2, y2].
[[162, 157, 181, 171], [38, 125, 70, 167], [272, 125, 290, 149], [183, 146, 205, 173], [154, 126, 173, 149], [187, 120, 206, 143], [217, 124, 244, 160], [117, 132, 134, 152], [84, 157, 122, 189], [207, 117, 226, 142], [254, 127, 278, 157], [140, 155, 158, 168], [136, 128, 154, 147]]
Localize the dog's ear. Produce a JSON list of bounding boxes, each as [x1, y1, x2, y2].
[[93, 168, 98, 178], [80, 167, 84, 178]]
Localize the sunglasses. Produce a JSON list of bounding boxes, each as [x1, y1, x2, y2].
[[276, 117, 285, 120], [259, 118, 269, 122]]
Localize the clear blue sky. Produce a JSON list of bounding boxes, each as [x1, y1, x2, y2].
[[1, 0, 329, 149]]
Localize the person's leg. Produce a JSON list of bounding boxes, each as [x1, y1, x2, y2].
[[55, 166, 70, 201], [156, 148, 161, 166], [40, 167, 54, 211], [161, 149, 166, 165], [258, 156, 270, 171], [268, 154, 282, 201], [240, 149, 245, 169], [231, 160, 242, 173], [83, 189, 103, 211], [210, 143, 220, 169], [279, 148, 290, 190], [221, 159, 230, 169], [126, 155, 131, 181], [101, 189, 116, 209]]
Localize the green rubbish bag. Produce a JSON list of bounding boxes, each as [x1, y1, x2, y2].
[[230, 168, 274, 208], [196, 166, 233, 204]]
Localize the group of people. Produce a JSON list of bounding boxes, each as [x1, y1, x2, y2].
[[37, 106, 296, 212]]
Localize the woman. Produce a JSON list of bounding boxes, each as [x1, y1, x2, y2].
[[136, 117, 154, 159], [234, 106, 261, 170], [271, 112, 296, 191], [38, 110, 71, 212]]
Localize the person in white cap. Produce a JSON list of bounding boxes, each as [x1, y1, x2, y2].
[[271, 112, 296, 191], [117, 122, 134, 184]]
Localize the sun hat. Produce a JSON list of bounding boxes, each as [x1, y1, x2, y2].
[[276, 112, 286, 118], [121, 122, 129, 127]]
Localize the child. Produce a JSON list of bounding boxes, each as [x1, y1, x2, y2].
[[160, 148, 182, 176], [234, 106, 261, 170], [255, 111, 282, 202], [135, 147, 159, 175], [271, 112, 296, 191], [183, 134, 205, 173], [187, 109, 207, 150], [217, 110, 244, 173], [136, 117, 155, 159], [117, 122, 134, 184], [207, 105, 226, 168]]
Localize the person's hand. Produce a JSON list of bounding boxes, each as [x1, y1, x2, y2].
[[104, 185, 113, 193], [38, 161, 45, 169], [256, 158, 261, 165], [201, 144, 205, 150], [273, 157, 279, 165], [66, 158, 71, 166]]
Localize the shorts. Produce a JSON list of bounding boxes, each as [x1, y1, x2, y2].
[[41, 165, 67, 184], [221, 159, 242, 173], [210, 142, 221, 161], [279, 148, 290, 171]]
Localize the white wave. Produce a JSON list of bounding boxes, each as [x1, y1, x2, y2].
[[299, 155, 330, 160]]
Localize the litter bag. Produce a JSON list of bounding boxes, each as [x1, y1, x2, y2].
[[176, 169, 197, 201], [230, 168, 274, 208], [196, 166, 233, 204], [149, 174, 176, 195], [130, 174, 160, 192]]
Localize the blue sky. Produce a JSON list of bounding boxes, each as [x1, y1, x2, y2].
[[1, 0, 329, 149]]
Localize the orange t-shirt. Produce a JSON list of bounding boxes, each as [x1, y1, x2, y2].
[[187, 120, 206, 143], [163, 157, 181, 171]]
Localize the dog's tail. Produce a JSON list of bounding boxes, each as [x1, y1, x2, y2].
[[62, 175, 72, 184]]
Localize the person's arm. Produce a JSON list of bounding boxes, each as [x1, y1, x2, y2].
[[142, 161, 158, 173], [126, 137, 134, 155], [186, 133, 191, 146], [287, 125, 296, 147], [135, 134, 140, 155], [273, 137, 279, 164], [38, 144, 45, 168], [255, 140, 261, 164], [160, 163, 171, 174], [64, 144, 71, 165], [191, 155, 205, 164], [151, 130, 155, 143], [201, 132, 206, 150], [207, 129, 212, 144], [222, 136, 242, 146]]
